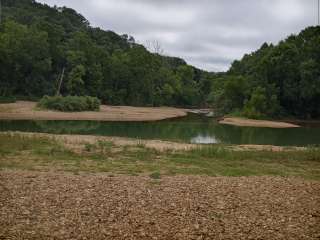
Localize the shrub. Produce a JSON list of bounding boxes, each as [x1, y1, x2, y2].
[[38, 95, 101, 112], [0, 96, 16, 103]]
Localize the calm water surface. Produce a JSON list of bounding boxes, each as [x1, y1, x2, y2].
[[0, 114, 320, 146]]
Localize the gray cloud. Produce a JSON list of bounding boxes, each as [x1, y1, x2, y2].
[[37, 0, 316, 71]]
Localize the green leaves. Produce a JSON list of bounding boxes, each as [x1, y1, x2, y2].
[[38, 95, 101, 112], [67, 65, 86, 95], [0, 20, 52, 96], [0, 1, 215, 107], [215, 26, 320, 119]]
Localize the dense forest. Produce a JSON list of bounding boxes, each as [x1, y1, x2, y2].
[[210, 27, 320, 119], [0, 0, 215, 107], [0, 0, 319, 118]]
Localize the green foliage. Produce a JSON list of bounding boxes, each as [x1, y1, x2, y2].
[[0, 20, 52, 97], [0, 0, 216, 107], [210, 75, 249, 116], [1, 133, 319, 179], [2, 0, 319, 117], [67, 65, 86, 95], [242, 87, 280, 119], [189, 146, 230, 158], [211, 27, 320, 119], [38, 95, 101, 112]]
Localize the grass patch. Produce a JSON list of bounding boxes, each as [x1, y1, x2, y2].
[[0, 134, 319, 180], [149, 172, 161, 179], [84, 140, 114, 154], [168, 146, 320, 179]]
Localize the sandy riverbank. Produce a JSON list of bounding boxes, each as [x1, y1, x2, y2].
[[219, 117, 300, 128], [0, 101, 187, 122], [0, 102, 307, 129]]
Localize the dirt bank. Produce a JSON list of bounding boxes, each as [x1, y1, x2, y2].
[[220, 117, 300, 128], [0, 170, 319, 240], [1, 132, 307, 152], [0, 101, 187, 121]]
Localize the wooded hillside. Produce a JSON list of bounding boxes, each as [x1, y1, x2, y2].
[[0, 0, 319, 119], [210, 27, 320, 119], [0, 0, 215, 107]]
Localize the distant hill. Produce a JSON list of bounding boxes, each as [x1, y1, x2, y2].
[[1, 0, 318, 118], [210, 26, 320, 119], [0, 0, 215, 107]]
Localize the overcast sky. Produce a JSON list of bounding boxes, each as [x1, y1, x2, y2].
[[37, 0, 317, 72]]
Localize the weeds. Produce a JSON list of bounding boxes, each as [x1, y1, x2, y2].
[[189, 146, 231, 158], [0, 133, 319, 180], [84, 141, 114, 154], [84, 143, 95, 152], [136, 139, 146, 148], [149, 172, 161, 179]]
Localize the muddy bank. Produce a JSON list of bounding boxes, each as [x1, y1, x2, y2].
[[219, 117, 300, 128], [0, 170, 319, 240], [0, 101, 187, 122]]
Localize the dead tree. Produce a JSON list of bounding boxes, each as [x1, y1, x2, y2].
[[56, 67, 65, 96], [146, 40, 164, 55]]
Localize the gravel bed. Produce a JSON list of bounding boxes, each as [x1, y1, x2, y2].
[[0, 171, 319, 240]]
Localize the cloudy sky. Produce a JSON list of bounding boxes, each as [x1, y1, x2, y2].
[[38, 0, 317, 72]]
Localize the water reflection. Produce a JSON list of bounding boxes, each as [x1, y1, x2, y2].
[[191, 135, 217, 144], [0, 114, 320, 146]]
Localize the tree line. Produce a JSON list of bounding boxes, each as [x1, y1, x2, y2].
[[0, 0, 319, 119], [209, 27, 320, 119], [0, 0, 216, 107]]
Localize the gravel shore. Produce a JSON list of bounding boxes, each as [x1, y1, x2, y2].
[[1, 170, 319, 239]]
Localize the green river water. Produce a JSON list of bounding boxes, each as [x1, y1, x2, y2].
[[0, 114, 320, 146]]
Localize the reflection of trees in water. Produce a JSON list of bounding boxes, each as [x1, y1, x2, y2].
[[212, 125, 320, 146], [0, 120, 45, 133], [0, 120, 101, 134], [95, 122, 204, 141], [1, 118, 320, 146], [212, 125, 289, 145], [35, 121, 101, 134], [212, 125, 281, 145]]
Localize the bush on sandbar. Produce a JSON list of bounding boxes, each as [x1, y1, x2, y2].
[[38, 95, 101, 112]]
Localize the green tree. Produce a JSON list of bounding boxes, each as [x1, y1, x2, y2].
[[210, 76, 249, 115], [0, 20, 52, 97], [243, 87, 268, 119], [67, 65, 86, 95]]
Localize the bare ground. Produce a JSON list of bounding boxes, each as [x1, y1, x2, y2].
[[219, 117, 300, 128], [0, 101, 187, 121], [0, 170, 319, 240]]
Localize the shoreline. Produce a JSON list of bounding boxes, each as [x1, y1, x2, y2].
[[1, 102, 318, 129], [0, 132, 307, 152], [0, 101, 187, 122], [219, 117, 301, 128]]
